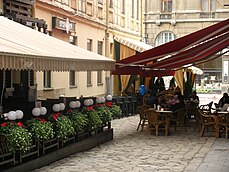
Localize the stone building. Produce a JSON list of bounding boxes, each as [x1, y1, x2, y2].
[[144, 0, 229, 93]]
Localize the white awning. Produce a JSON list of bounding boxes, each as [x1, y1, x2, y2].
[[114, 35, 153, 53], [0, 16, 115, 71]]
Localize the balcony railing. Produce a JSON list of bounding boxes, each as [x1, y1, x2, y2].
[[160, 13, 172, 19], [200, 12, 215, 18]]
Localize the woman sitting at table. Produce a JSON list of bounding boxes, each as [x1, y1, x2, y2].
[[168, 88, 185, 111]]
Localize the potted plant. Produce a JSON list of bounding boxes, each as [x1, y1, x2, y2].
[[106, 102, 122, 119], [25, 117, 54, 143], [65, 109, 88, 134], [82, 106, 102, 131], [48, 113, 75, 140], [0, 122, 33, 153]]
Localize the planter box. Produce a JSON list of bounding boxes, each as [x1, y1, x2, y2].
[[0, 151, 15, 167], [59, 136, 75, 147], [41, 138, 59, 155], [16, 144, 39, 164], [3, 129, 113, 172]]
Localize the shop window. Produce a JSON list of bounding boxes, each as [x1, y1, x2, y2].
[[44, 71, 51, 88], [155, 31, 176, 47], [69, 70, 76, 87]]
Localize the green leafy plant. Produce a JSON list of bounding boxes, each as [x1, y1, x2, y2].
[[0, 122, 33, 153], [25, 118, 54, 142], [82, 107, 102, 129], [96, 105, 112, 123], [65, 109, 88, 134], [48, 113, 75, 139], [105, 102, 122, 119]]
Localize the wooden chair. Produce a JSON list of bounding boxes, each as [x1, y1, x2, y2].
[[198, 109, 219, 138], [145, 109, 168, 136], [136, 106, 148, 131], [218, 112, 229, 139], [199, 101, 213, 115], [170, 108, 187, 131]]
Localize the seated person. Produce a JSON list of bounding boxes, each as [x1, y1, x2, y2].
[[189, 91, 199, 104], [169, 88, 185, 111], [218, 93, 229, 108]]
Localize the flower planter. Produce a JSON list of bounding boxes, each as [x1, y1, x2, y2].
[[41, 137, 59, 155], [0, 134, 15, 168], [16, 143, 39, 164], [59, 135, 76, 148], [75, 131, 90, 141], [0, 149, 15, 167]]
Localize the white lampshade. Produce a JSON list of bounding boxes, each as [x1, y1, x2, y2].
[[89, 99, 94, 105], [96, 97, 102, 104], [69, 101, 76, 108], [32, 108, 41, 117], [59, 103, 65, 111], [101, 97, 106, 103], [8, 111, 17, 120], [15, 110, 24, 119], [52, 104, 60, 112], [40, 107, 47, 115], [84, 99, 90, 106], [75, 101, 81, 108], [106, 95, 112, 101]]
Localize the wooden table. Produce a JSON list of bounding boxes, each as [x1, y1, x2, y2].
[[156, 110, 174, 135]]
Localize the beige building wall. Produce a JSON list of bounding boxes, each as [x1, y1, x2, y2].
[[35, 1, 108, 99]]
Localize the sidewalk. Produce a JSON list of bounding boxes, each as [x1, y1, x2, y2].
[[33, 115, 229, 172]]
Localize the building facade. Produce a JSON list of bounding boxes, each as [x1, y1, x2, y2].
[[144, 0, 229, 93]]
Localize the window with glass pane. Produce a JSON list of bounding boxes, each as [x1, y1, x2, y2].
[[69, 35, 78, 45], [161, 0, 172, 13], [97, 71, 102, 84], [136, 0, 139, 19], [79, 0, 86, 12], [155, 31, 176, 47], [132, 0, 134, 17], [44, 71, 51, 88], [97, 41, 103, 55], [202, 0, 215, 12], [121, 0, 125, 13], [87, 71, 92, 86], [69, 70, 76, 86], [87, 39, 93, 51], [109, 0, 113, 8]]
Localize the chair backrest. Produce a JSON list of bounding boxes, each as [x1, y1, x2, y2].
[[198, 109, 218, 124], [136, 106, 146, 119], [174, 108, 187, 123], [145, 109, 160, 123]]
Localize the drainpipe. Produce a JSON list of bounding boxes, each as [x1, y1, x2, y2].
[[105, 0, 111, 95]]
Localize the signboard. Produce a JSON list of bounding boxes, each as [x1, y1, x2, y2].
[[52, 17, 76, 33]]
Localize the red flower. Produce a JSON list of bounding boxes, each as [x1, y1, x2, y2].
[[87, 106, 93, 111], [17, 122, 24, 127], [53, 113, 59, 121], [106, 102, 113, 107], [41, 118, 46, 122], [68, 109, 73, 113], [1, 123, 7, 127]]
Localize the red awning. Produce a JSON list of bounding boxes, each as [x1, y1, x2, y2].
[[113, 18, 229, 76]]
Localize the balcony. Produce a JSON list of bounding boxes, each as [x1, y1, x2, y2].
[[200, 12, 215, 19], [160, 13, 172, 19]]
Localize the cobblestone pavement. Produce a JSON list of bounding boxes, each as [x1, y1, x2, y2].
[[33, 115, 229, 172]]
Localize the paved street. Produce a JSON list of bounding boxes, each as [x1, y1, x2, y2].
[[33, 114, 229, 172]]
